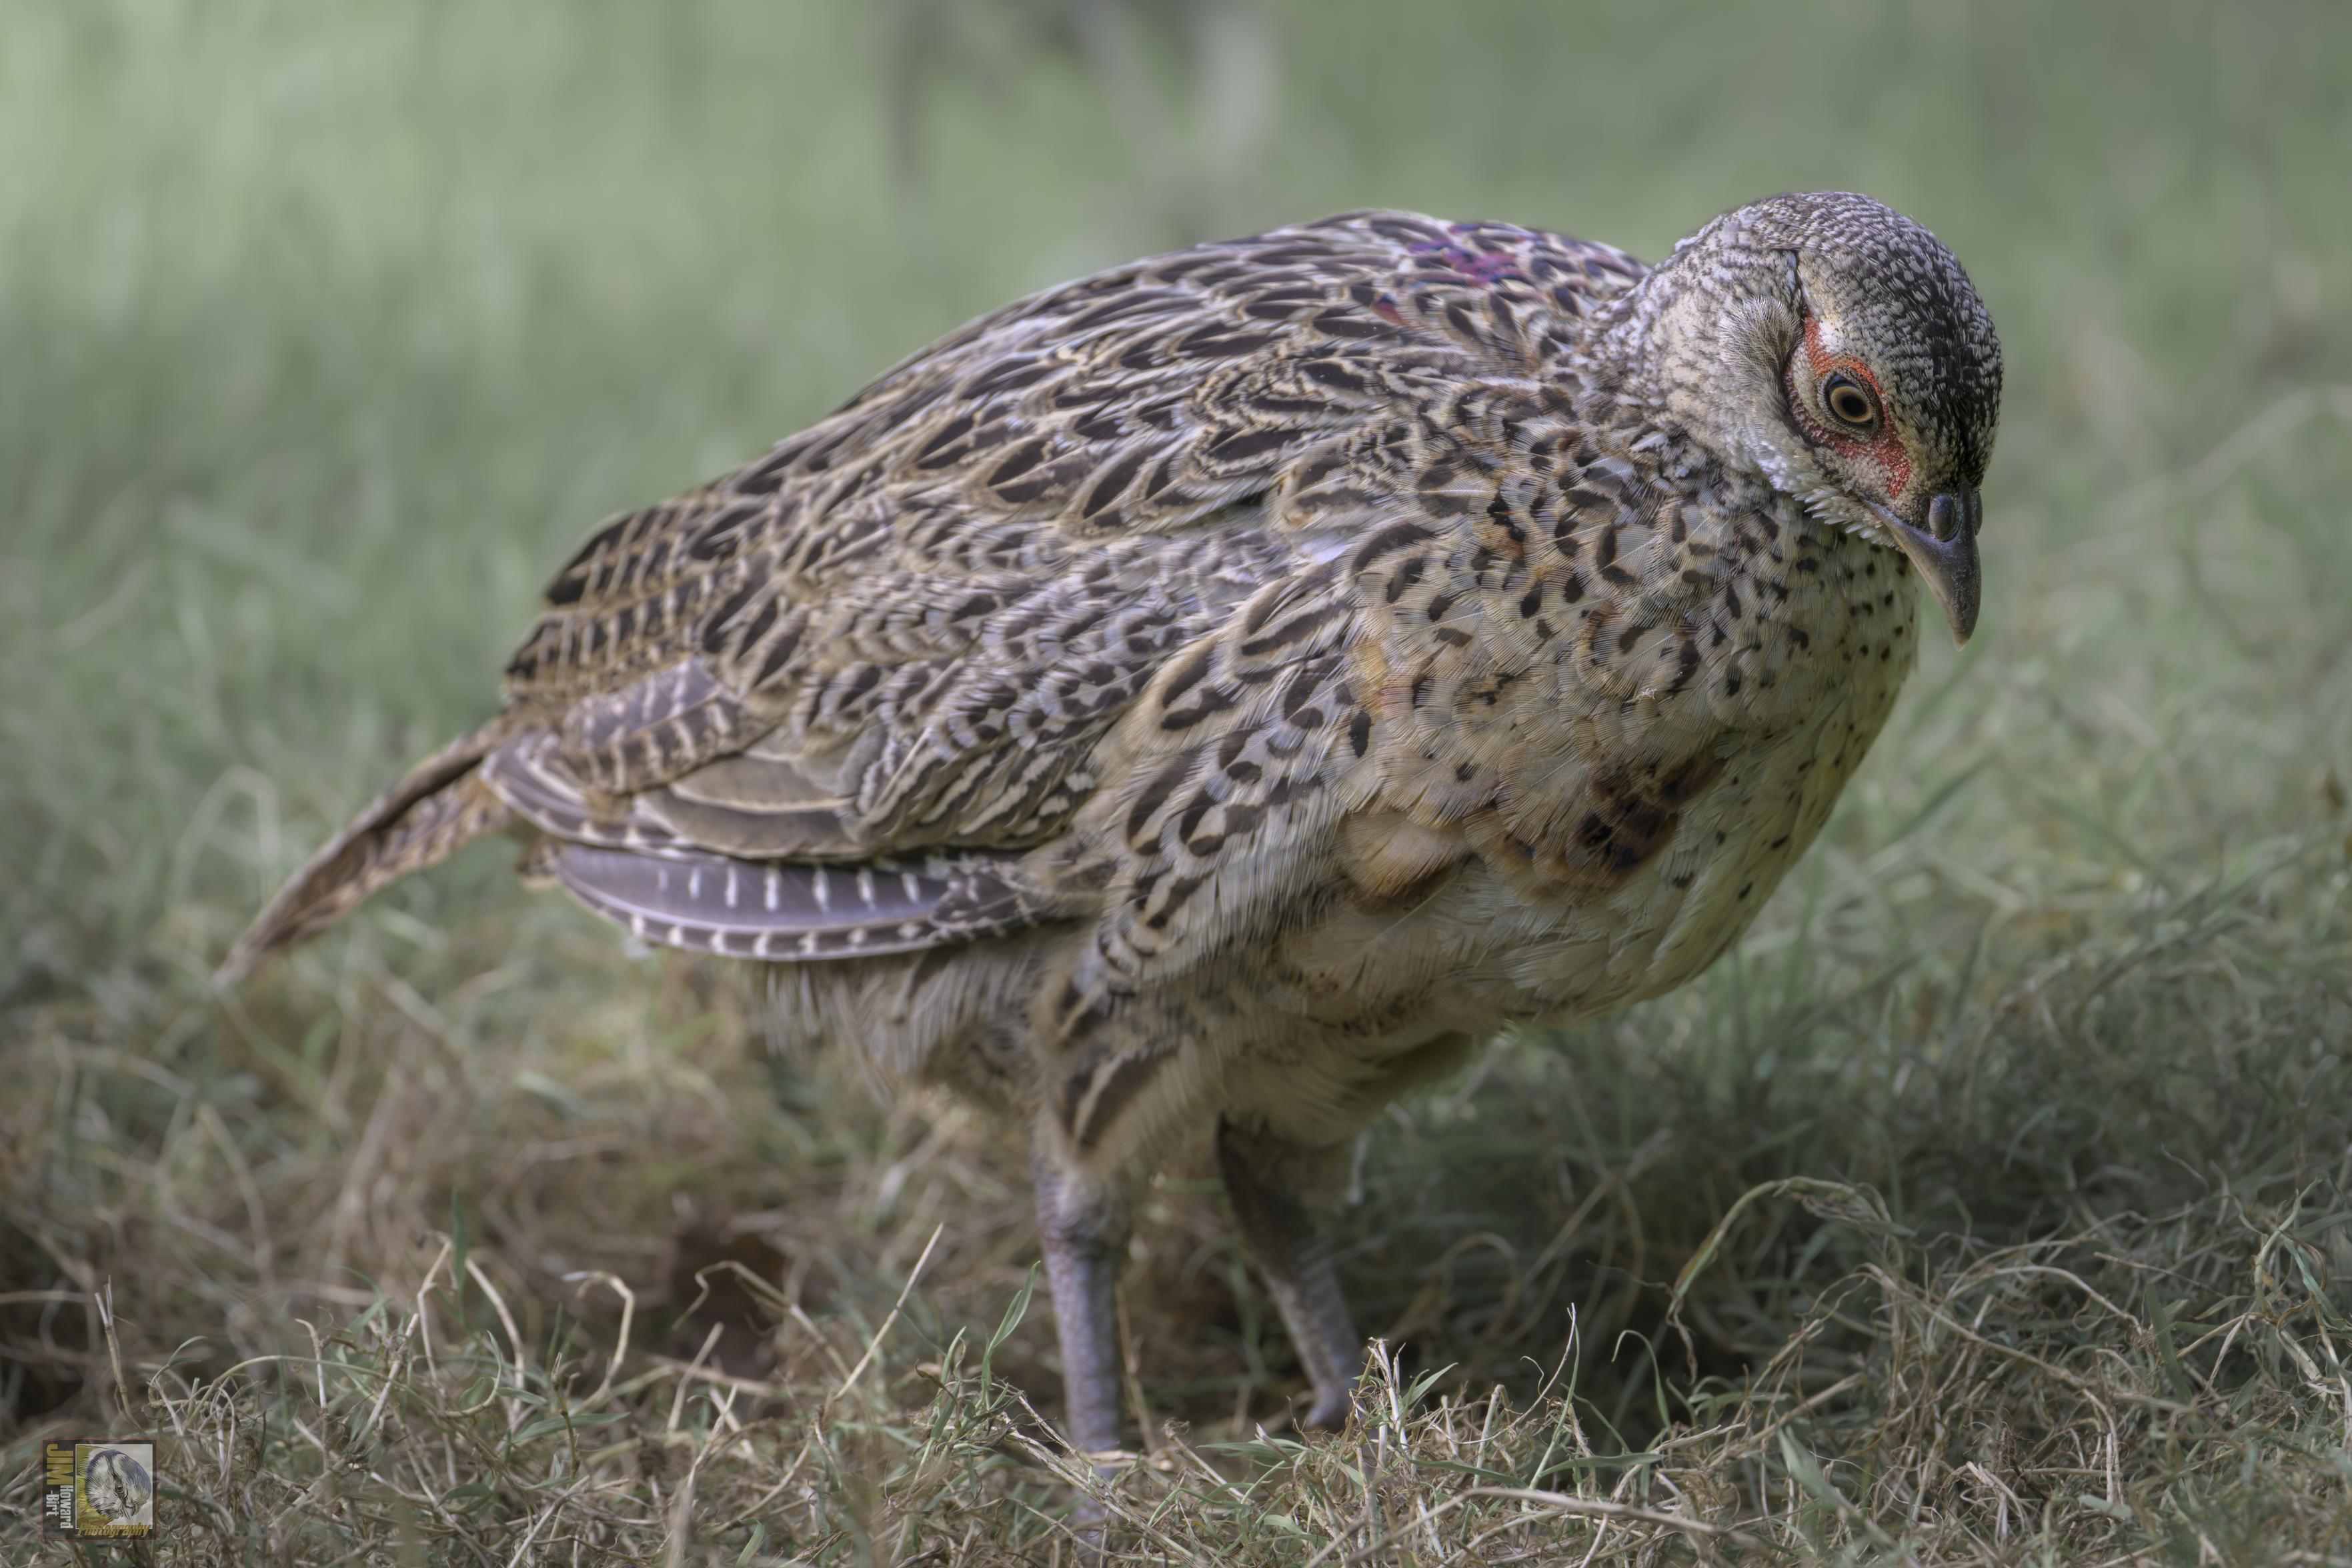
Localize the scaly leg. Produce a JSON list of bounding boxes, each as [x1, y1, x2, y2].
[[1030, 1146, 1132, 1455], [1216, 1118, 1362, 1431]]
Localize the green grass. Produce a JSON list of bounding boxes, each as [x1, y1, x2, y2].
[[5, 0, 2352, 1561]]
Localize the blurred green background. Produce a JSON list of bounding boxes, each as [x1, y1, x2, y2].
[[5, 3, 2352, 1551], [5, 0, 2348, 984]]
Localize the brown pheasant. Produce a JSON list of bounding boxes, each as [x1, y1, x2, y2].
[[223, 192, 2001, 1451]]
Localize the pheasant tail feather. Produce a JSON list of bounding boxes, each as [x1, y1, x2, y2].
[[216, 719, 517, 983]]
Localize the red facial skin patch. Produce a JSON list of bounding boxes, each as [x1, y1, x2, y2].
[[1790, 316, 1912, 502]]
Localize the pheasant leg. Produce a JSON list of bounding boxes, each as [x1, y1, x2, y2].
[[1216, 1119, 1361, 1431], [1031, 1149, 1132, 1455]]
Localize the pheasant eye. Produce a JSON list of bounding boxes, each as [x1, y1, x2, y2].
[[1822, 372, 1877, 428]]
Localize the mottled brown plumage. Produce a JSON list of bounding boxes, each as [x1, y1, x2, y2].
[[224, 193, 2001, 1449]]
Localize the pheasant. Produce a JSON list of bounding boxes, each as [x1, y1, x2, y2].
[[223, 192, 2001, 1451]]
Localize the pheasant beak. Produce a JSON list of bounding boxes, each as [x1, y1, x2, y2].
[[1871, 490, 1982, 646]]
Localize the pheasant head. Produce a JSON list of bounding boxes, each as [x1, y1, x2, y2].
[[1601, 191, 2004, 643]]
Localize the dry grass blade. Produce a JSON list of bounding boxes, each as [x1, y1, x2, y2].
[[1454, 1485, 1740, 1538], [830, 1221, 945, 1405]]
